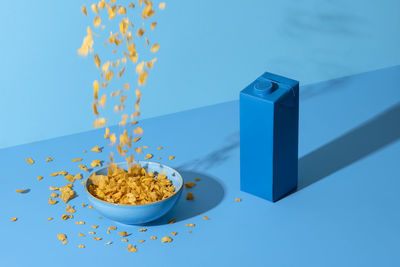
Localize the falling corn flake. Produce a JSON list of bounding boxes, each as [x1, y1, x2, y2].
[[144, 153, 153, 160], [161, 236, 172, 243], [49, 186, 59, 191], [170, 232, 178, 236], [47, 217, 53, 221], [185, 182, 195, 188], [91, 225, 99, 229], [69, 214, 74, 219], [81, 5, 87, 16], [138, 70, 148, 86], [151, 22, 157, 30], [150, 43, 160, 53], [50, 192, 58, 198], [185, 224, 195, 227], [150, 236, 157, 240], [77, 26, 94, 56], [48, 198, 58, 205], [61, 214, 69, 220], [76, 221, 85, 225], [168, 219, 177, 224], [62, 241, 68, 245], [108, 226, 117, 230], [186, 192, 194, 200], [10, 217, 18, 222], [79, 165, 89, 172], [94, 16, 101, 27], [15, 188, 25, 193], [137, 28, 145, 37], [26, 158, 34, 164], [121, 238, 128, 242], [119, 231, 129, 237], [105, 241, 112, 245], [89, 231, 96, 235], [78, 245, 85, 248], [203, 216, 210, 220], [159, 2, 166, 10], [235, 198, 242, 202], [59, 185, 75, 203], [127, 244, 137, 252], [78, 233, 85, 237], [91, 160, 102, 168], [91, 3, 99, 14], [139, 228, 147, 232], [94, 117, 107, 128], [37, 176, 43, 181], [169, 156, 175, 160], [91, 145, 102, 152], [46, 157, 53, 162], [57, 234, 67, 242]]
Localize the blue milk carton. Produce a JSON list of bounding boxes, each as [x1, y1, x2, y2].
[[240, 72, 299, 202]]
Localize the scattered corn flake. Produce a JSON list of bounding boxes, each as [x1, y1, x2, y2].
[[144, 153, 153, 160], [92, 225, 99, 229], [79, 165, 89, 172], [129, 3, 135, 8], [121, 238, 128, 242], [88, 205, 94, 209], [137, 28, 145, 37], [10, 217, 17, 222], [138, 228, 147, 232], [74, 173, 83, 180], [91, 3, 99, 14], [47, 217, 53, 221], [91, 145, 102, 152], [48, 198, 58, 205], [89, 231, 96, 235], [77, 26, 94, 56], [59, 185, 75, 203], [169, 156, 175, 160], [78, 245, 85, 248], [185, 182, 195, 188], [61, 214, 69, 220], [138, 240, 145, 243], [82, 203, 86, 207], [64, 174, 75, 183], [127, 244, 137, 252], [57, 233, 67, 242], [106, 230, 111, 234], [186, 192, 194, 200], [15, 188, 25, 193], [105, 241, 112, 245], [188, 231, 192, 233], [62, 240, 68, 245], [150, 43, 160, 53], [81, 5, 87, 16], [98, 0, 106, 9], [138, 70, 148, 86], [185, 224, 195, 227], [94, 16, 101, 27], [150, 236, 157, 240], [46, 157, 53, 162], [93, 237, 102, 241], [159, 2, 166, 10], [91, 160, 102, 168], [195, 178, 201, 181], [93, 80, 99, 99], [108, 226, 117, 230], [49, 186, 59, 191], [235, 198, 242, 202], [69, 214, 74, 219], [117, 6, 127, 14], [50, 192, 58, 198], [168, 219, 177, 224], [98, 217, 102, 219], [119, 231, 129, 237], [151, 22, 157, 30], [203, 216, 210, 220], [170, 232, 178, 236], [76, 221, 85, 225], [66, 204, 76, 213], [78, 233, 85, 237], [37, 176, 43, 181], [72, 158, 83, 162], [94, 117, 108, 128], [157, 146, 163, 150], [161, 236, 172, 243]]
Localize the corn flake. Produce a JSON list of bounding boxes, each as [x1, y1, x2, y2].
[[48, 198, 58, 205], [10, 217, 17, 222], [161, 236, 172, 243], [185, 182, 195, 188], [127, 244, 137, 252], [186, 192, 194, 200], [91, 145, 102, 152], [26, 158, 34, 164]]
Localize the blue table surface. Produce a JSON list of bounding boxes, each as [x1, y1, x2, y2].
[[1, 66, 399, 267]]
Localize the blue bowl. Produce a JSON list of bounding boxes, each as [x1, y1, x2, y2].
[[84, 161, 183, 225]]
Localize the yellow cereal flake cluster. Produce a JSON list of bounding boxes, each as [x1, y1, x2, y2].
[[88, 164, 176, 205], [59, 185, 75, 203]]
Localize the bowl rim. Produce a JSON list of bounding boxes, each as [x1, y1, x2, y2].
[[84, 161, 184, 207]]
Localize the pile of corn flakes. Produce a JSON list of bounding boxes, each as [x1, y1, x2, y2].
[[88, 163, 175, 205]]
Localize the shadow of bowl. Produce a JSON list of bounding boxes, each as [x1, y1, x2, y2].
[[146, 170, 225, 226]]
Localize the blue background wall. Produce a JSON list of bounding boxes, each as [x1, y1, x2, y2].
[[0, 0, 399, 149]]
